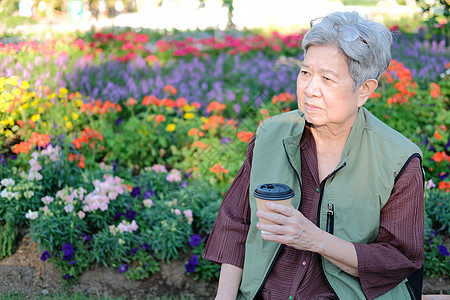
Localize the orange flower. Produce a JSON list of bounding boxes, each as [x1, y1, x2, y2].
[[192, 141, 207, 149], [434, 131, 442, 140], [237, 130, 254, 143], [175, 97, 187, 108], [431, 152, 444, 163], [191, 102, 201, 109], [73, 138, 82, 149], [202, 115, 224, 131], [206, 101, 226, 114], [160, 98, 175, 108], [78, 155, 85, 168], [155, 114, 166, 123], [430, 82, 440, 98], [163, 85, 177, 95], [127, 97, 137, 106], [28, 132, 50, 148], [188, 128, 204, 137], [12, 141, 32, 154], [142, 95, 160, 106], [209, 162, 229, 174], [438, 181, 450, 192]]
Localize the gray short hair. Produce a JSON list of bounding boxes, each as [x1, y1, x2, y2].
[[302, 11, 392, 90]]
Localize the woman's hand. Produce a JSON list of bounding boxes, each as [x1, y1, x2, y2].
[[256, 202, 359, 277], [256, 202, 324, 252]]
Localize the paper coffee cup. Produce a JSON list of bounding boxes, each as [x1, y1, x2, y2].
[[254, 183, 294, 234]]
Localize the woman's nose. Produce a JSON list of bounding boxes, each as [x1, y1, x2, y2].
[[305, 79, 321, 97]]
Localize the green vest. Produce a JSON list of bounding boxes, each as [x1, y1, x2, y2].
[[238, 108, 422, 300]]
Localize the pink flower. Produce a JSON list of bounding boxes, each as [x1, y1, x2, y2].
[[174, 209, 181, 215], [426, 179, 436, 189], [78, 211, 86, 219], [183, 209, 193, 218], [152, 164, 168, 173], [143, 199, 153, 208], [166, 169, 182, 182], [64, 204, 74, 213], [41, 195, 54, 204]]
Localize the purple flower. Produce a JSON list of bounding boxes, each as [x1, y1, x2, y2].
[[62, 243, 74, 261], [132, 247, 139, 255], [62, 243, 74, 255], [143, 190, 155, 198], [118, 264, 129, 273], [131, 186, 141, 198], [141, 243, 150, 251], [185, 255, 199, 273], [438, 245, 449, 257], [220, 137, 231, 145], [40, 251, 50, 262], [180, 181, 188, 188], [82, 234, 92, 243], [10, 154, 17, 160], [113, 212, 124, 221], [189, 234, 202, 247], [115, 115, 123, 125], [62, 274, 75, 280], [68, 260, 77, 265], [125, 209, 136, 220]]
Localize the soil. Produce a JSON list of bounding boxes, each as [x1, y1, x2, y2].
[[0, 235, 217, 299], [0, 235, 449, 299]]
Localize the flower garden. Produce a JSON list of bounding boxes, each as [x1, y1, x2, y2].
[[0, 19, 449, 294]]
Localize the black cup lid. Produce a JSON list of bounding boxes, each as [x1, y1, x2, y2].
[[253, 183, 294, 200]]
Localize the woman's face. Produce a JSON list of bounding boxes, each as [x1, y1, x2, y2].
[[296, 44, 366, 131]]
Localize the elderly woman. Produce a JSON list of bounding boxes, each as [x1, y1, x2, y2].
[[203, 11, 424, 300]]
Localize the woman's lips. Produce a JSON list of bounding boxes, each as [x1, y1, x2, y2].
[[305, 103, 321, 111]]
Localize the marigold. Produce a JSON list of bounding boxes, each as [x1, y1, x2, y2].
[[184, 113, 195, 119], [188, 128, 204, 137], [237, 131, 254, 143], [209, 162, 229, 175]]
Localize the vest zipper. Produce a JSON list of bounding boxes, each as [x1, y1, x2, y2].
[[326, 203, 334, 234], [317, 162, 346, 300], [252, 142, 303, 299]]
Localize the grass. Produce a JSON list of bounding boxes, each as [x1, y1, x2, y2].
[[0, 292, 197, 300], [0, 13, 36, 29]]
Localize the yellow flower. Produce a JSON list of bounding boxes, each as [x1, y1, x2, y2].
[[72, 113, 79, 120], [7, 76, 18, 87], [31, 100, 38, 106], [48, 93, 56, 99], [183, 105, 196, 112], [42, 122, 47, 127], [59, 87, 69, 95], [76, 100, 82, 107], [38, 107, 44, 114], [166, 123, 176, 132], [64, 116, 69, 121], [183, 112, 195, 120], [200, 116, 209, 123], [66, 121, 73, 128], [19, 103, 29, 111], [4, 129, 12, 137], [20, 81, 30, 90], [31, 114, 41, 122]]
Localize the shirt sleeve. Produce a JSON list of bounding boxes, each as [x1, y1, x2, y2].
[[354, 156, 424, 300], [202, 136, 255, 268]]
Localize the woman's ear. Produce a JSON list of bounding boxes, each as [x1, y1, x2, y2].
[[357, 79, 378, 107]]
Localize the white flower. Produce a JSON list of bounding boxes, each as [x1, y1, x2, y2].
[[426, 179, 436, 190], [23, 190, 35, 199], [1, 178, 15, 187], [25, 210, 38, 220]]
